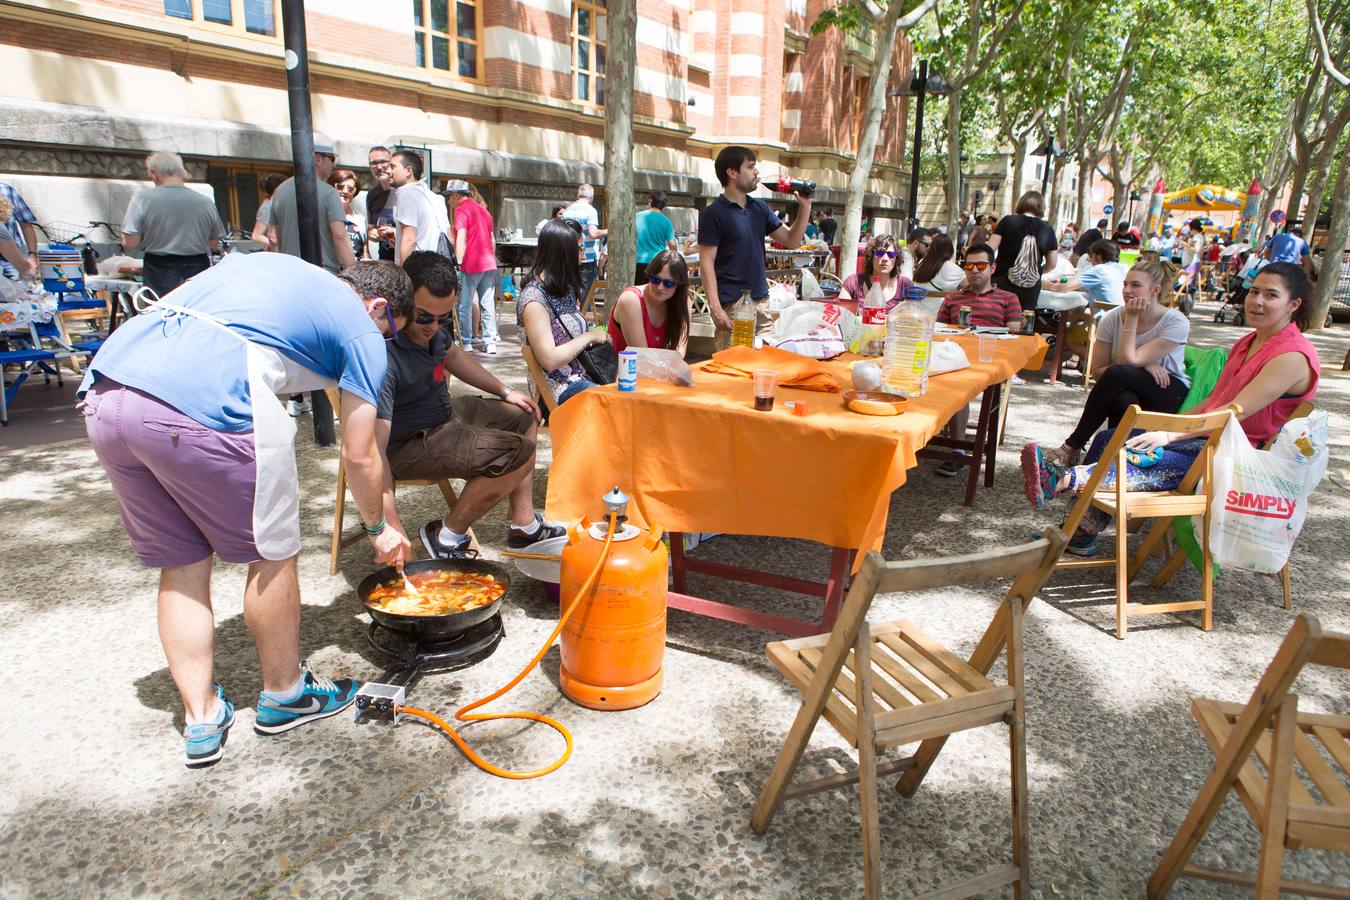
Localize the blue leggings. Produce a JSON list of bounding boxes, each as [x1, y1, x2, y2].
[[1066, 430, 1205, 535]]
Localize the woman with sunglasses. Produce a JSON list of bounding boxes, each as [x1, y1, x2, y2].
[[842, 234, 914, 310], [608, 249, 692, 357], [328, 169, 368, 261], [911, 233, 967, 292], [517, 219, 611, 405]]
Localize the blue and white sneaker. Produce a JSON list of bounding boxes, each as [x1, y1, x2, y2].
[[184, 683, 235, 769], [254, 661, 360, 736]]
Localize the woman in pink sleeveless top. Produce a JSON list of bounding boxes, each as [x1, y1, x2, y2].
[[608, 249, 692, 357], [1021, 262, 1319, 555]]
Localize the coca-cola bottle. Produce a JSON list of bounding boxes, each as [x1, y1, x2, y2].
[[771, 175, 815, 198]]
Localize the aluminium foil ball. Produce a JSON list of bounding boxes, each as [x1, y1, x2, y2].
[[852, 361, 883, 391]]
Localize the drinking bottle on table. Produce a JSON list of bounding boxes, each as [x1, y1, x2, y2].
[[731, 290, 756, 348], [882, 297, 935, 398], [770, 176, 816, 198], [617, 349, 638, 392]]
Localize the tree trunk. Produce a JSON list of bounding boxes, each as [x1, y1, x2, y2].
[[1008, 137, 1026, 213], [1256, 119, 1294, 241], [1300, 115, 1349, 241], [838, 1, 906, 279], [944, 87, 963, 233], [1307, 153, 1348, 331], [602, 0, 637, 296], [1046, 153, 1065, 233], [1075, 154, 1092, 231]]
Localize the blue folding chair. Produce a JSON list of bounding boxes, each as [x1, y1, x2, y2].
[[1, 343, 59, 426]]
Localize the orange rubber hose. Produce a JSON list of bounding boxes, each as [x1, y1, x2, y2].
[[396, 513, 618, 779]]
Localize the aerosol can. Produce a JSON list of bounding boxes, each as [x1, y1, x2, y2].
[[559, 488, 668, 710]]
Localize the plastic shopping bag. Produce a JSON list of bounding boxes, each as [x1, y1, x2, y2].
[[633, 348, 695, 386], [1206, 410, 1329, 573]]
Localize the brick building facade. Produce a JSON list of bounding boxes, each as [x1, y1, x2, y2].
[[0, 0, 914, 241]]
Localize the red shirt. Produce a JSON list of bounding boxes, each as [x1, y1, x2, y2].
[[453, 198, 496, 273], [607, 286, 667, 352], [937, 287, 1022, 327]]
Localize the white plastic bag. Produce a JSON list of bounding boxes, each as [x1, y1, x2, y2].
[[928, 340, 971, 375], [1207, 410, 1328, 573], [633, 348, 695, 386], [765, 301, 848, 359], [799, 268, 823, 299]]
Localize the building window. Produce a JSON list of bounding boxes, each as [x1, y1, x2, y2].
[[163, 0, 276, 36], [414, 0, 481, 80], [205, 164, 290, 235], [573, 0, 607, 106]]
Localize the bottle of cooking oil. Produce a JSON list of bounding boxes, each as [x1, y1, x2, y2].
[[731, 290, 755, 348], [882, 296, 935, 397]]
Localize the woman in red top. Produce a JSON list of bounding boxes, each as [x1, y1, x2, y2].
[[608, 249, 692, 357], [1021, 263, 1319, 555]]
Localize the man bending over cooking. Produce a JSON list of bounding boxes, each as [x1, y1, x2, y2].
[[78, 253, 413, 769], [379, 250, 565, 560]]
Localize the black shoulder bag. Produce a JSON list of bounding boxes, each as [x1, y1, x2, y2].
[[542, 292, 617, 385]]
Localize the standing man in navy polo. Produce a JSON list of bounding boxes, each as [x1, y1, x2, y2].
[[698, 146, 812, 349]]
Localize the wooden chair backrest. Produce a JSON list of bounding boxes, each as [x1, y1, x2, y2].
[[580, 278, 607, 325], [1258, 400, 1314, 451], [805, 529, 1069, 719], [522, 345, 560, 414], [1061, 403, 1240, 538], [1148, 614, 1350, 895]]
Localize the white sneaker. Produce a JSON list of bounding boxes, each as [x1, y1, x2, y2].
[[287, 398, 311, 417], [484, 342, 497, 355]]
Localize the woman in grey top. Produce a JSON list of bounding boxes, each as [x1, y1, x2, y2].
[[1035, 259, 1191, 467]]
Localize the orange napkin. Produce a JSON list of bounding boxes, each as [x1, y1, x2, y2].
[[702, 345, 845, 392]]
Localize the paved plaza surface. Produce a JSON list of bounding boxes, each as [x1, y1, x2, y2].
[[2, 305, 1347, 898]]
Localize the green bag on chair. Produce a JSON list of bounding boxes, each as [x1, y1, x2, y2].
[[1171, 345, 1229, 574]]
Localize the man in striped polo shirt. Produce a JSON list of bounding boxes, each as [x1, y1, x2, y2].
[[935, 244, 1024, 329], [933, 244, 1023, 476]]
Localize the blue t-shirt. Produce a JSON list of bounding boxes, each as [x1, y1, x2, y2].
[[1267, 233, 1309, 264], [78, 252, 387, 432], [635, 208, 676, 265], [1078, 261, 1127, 306], [563, 199, 601, 263], [698, 195, 783, 301]]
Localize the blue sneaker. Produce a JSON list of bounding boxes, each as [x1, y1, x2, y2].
[[254, 661, 360, 735], [1067, 532, 1099, 557], [184, 683, 235, 769]]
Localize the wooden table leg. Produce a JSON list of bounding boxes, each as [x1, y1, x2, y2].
[[963, 385, 996, 506], [669, 532, 687, 593], [1047, 314, 1067, 385], [984, 383, 1000, 488], [820, 547, 852, 631]]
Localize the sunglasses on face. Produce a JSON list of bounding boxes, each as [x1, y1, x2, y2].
[[648, 276, 680, 288], [413, 309, 454, 326], [962, 261, 991, 272], [873, 250, 897, 259]]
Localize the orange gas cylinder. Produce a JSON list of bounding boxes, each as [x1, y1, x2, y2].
[[559, 489, 668, 710]]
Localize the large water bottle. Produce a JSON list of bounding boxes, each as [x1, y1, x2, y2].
[[883, 293, 936, 397]]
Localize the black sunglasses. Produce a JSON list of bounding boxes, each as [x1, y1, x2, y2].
[[648, 276, 680, 289], [413, 309, 454, 326]]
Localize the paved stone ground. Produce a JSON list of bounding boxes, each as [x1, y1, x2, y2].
[[1, 302, 1347, 898]]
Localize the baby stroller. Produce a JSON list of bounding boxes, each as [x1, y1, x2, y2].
[[1214, 253, 1263, 325]]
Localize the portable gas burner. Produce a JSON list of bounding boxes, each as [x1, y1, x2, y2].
[[355, 615, 504, 723]]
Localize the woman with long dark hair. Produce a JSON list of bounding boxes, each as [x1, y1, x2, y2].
[[911, 232, 966, 292], [841, 233, 914, 309], [517, 219, 611, 405], [608, 249, 692, 357]]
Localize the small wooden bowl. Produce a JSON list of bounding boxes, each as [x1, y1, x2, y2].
[[843, 390, 908, 416]]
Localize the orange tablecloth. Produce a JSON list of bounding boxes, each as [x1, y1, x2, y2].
[[545, 334, 1048, 566]]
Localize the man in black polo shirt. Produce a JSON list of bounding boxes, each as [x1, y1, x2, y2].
[[698, 146, 812, 349], [1070, 218, 1108, 267], [376, 251, 564, 559]]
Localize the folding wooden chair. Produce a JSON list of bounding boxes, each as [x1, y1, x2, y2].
[[328, 451, 477, 574], [521, 345, 559, 417], [1054, 403, 1238, 638], [324, 389, 477, 574], [1148, 614, 1350, 898], [1150, 401, 1315, 611], [580, 278, 607, 326], [1079, 299, 1117, 389], [751, 528, 1069, 899]]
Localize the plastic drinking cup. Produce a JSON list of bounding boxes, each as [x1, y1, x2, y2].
[[978, 334, 996, 363], [753, 369, 780, 411]]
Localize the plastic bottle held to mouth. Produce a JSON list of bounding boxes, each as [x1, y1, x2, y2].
[[771, 175, 816, 198]]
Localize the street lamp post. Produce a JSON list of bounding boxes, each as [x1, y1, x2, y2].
[[1032, 137, 1063, 197], [890, 61, 951, 234]]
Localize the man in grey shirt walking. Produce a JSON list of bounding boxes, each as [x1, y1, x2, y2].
[[121, 151, 224, 298], [266, 142, 356, 274]]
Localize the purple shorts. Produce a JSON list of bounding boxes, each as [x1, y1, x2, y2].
[[82, 379, 264, 567]]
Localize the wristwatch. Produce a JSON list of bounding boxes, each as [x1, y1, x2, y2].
[[498, 385, 512, 401]]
